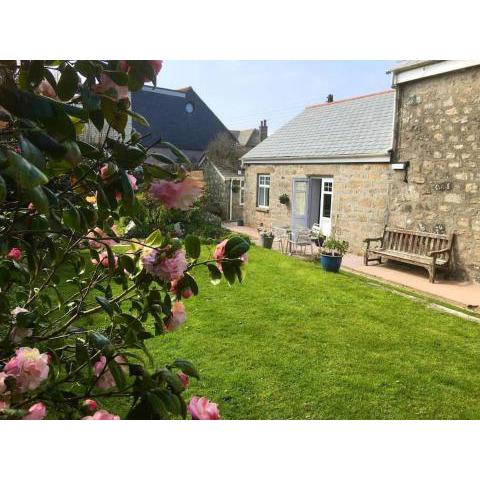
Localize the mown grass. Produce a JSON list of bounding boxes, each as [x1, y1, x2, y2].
[[67, 245, 480, 419]]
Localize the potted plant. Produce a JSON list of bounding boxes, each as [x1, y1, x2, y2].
[[258, 229, 275, 249], [237, 219, 244, 226], [279, 193, 290, 205], [311, 229, 326, 247], [319, 237, 349, 272]]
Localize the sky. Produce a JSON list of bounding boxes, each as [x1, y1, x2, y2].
[[157, 60, 395, 133]]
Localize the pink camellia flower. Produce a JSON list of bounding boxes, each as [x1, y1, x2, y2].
[[213, 239, 227, 270], [83, 398, 98, 412], [164, 301, 186, 332], [82, 409, 120, 420], [142, 249, 187, 282], [149, 177, 203, 211], [91, 251, 118, 269], [188, 396, 220, 420], [93, 74, 129, 100], [36, 80, 57, 99], [94, 355, 128, 390], [3, 347, 50, 392], [87, 227, 118, 250], [0, 372, 8, 395], [27, 202, 35, 212], [115, 173, 138, 202], [169, 278, 193, 299], [99, 163, 114, 181], [178, 372, 189, 389], [7, 247, 22, 261], [22, 402, 46, 420]]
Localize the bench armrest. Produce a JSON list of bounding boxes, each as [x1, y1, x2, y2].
[[427, 247, 451, 257], [364, 237, 383, 248]]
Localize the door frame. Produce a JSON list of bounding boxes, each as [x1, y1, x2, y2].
[[290, 177, 309, 232], [318, 177, 333, 235]]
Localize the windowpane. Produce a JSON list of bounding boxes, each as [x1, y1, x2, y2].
[[257, 175, 270, 207], [294, 190, 306, 215], [322, 194, 332, 218]]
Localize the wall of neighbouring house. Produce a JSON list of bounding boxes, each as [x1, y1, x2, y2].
[[203, 160, 244, 221], [389, 66, 480, 281], [244, 162, 391, 255]]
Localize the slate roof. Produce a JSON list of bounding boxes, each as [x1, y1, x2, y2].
[[231, 128, 260, 147], [131, 86, 235, 166], [242, 90, 396, 162]]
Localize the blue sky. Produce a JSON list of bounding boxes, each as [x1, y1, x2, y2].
[[157, 60, 395, 133]]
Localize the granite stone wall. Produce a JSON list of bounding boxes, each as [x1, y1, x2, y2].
[[390, 66, 480, 280], [244, 163, 391, 255]]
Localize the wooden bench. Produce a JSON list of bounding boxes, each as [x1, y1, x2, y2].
[[364, 227, 454, 283]]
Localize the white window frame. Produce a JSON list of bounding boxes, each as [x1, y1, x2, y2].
[[239, 180, 245, 205], [257, 174, 270, 208]]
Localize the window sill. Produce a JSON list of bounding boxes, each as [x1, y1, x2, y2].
[[256, 207, 270, 212]]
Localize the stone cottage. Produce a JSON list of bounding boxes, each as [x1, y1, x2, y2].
[[387, 60, 480, 281], [241, 91, 395, 254]]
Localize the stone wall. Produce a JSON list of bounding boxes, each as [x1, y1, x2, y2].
[[203, 160, 244, 221], [390, 66, 480, 281], [244, 163, 391, 255]]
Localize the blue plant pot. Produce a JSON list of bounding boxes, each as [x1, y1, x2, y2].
[[320, 254, 343, 272]]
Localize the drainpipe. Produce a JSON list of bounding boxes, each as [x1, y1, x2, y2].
[[229, 179, 233, 221]]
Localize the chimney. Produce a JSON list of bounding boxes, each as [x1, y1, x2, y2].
[[326, 94, 334, 103], [259, 119, 268, 142]]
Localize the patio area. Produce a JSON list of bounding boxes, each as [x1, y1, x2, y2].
[[223, 222, 480, 310]]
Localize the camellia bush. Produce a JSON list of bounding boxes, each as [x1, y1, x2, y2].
[[0, 60, 249, 420]]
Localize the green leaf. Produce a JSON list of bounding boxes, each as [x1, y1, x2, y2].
[[108, 357, 126, 389], [101, 97, 128, 134], [184, 235, 201, 260], [145, 229, 163, 248], [160, 369, 185, 394], [89, 332, 111, 350], [107, 138, 146, 168], [57, 64, 79, 101], [62, 206, 82, 231], [95, 296, 113, 317], [119, 169, 134, 206], [1, 151, 49, 188], [119, 254, 136, 274], [75, 339, 92, 376], [89, 109, 104, 132], [225, 236, 250, 259], [207, 264, 222, 285], [144, 392, 168, 419], [26, 185, 49, 214], [173, 359, 200, 379], [27, 61, 45, 88], [104, 70, 128, 86], [126, 109, 150, 127], [20, 136, 46, 170], [75, 60, 97, 78], [0, 174, 6, 205]]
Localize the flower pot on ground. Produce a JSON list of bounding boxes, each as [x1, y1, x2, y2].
[[259, 232, 275, 249], [237, 219, 244, 226], [319, 237, 349, 273]]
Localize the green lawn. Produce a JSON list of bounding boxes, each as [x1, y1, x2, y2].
[[134, 245, 480, 420]]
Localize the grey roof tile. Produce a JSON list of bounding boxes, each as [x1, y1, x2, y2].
[[242, 90, 395, 161]]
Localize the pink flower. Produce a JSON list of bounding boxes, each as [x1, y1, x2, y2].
[[170, 278, 193, 299], [99, 163, 114, 181], [115, 173, 137, 201], [94, 355, 128, 390], [0, 372, 8, 395], [82, 409, 120, 420], [22, 402, 46, 420], [87, 227, 117, 250], [36, 80, 57, 99], [213, 239, 227, 270], [7, 247, 22, 261], [83, 398, 98, 412], [188, 396, 220, 420], [91, 251, 118, 269], [93, 74, 129, 100], [142, 249, 187, 282], [149, 177, 203, 211], [27, 202, 35, 212], [3, 347, 49, 392], [0, 400, 9, 411], [165, 301, 186, 332], [178, 372, 189, 389]]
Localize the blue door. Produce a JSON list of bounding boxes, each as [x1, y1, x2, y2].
[[291, 178, 309, 231]]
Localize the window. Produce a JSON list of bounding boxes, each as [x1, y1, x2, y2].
[[294, 180, 307, 215], [185, 102, 194, 113], [257, 174, 270, 208], [240, 180, 245, 205]]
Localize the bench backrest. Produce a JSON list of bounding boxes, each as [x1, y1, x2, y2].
[[383, 227, 453, 259]]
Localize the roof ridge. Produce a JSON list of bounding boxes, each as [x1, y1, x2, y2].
[[306, 90, 394, 109]]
